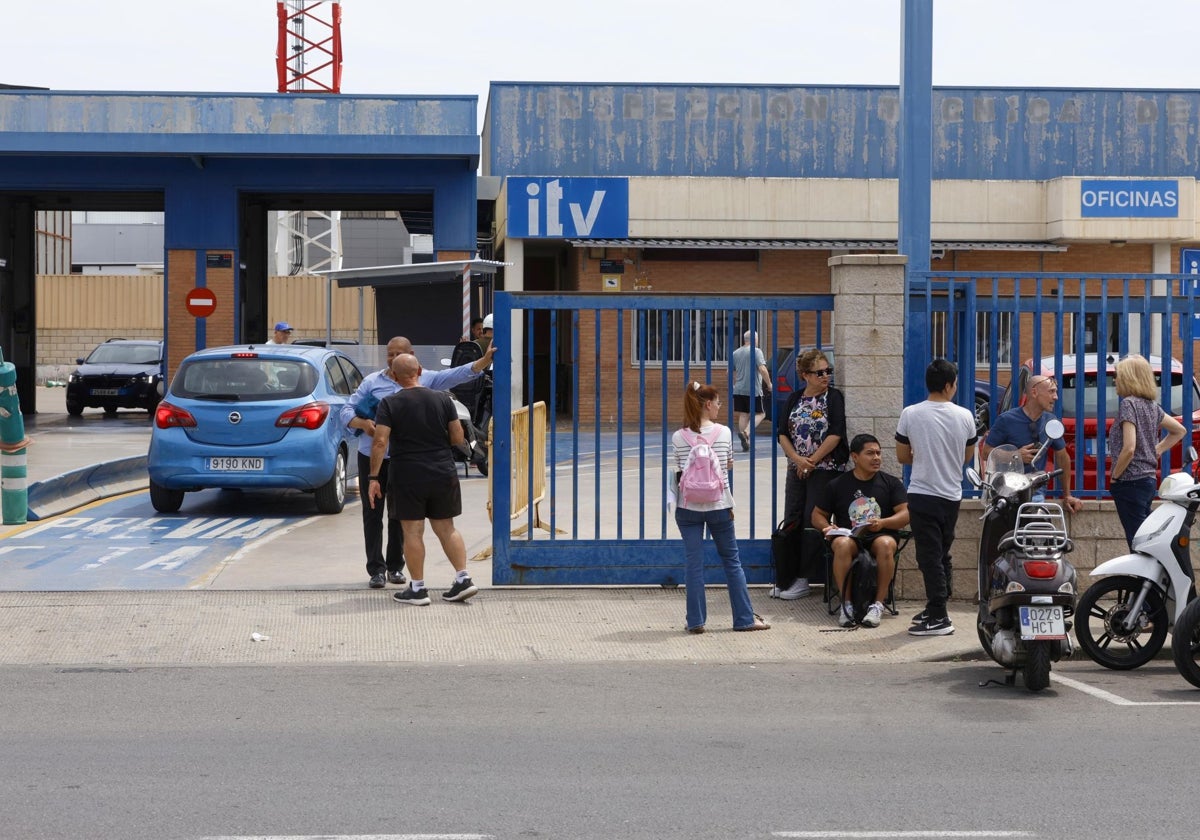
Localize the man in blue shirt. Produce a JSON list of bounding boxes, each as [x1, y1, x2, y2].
[[342, 336, 496, 588], [979, 373, 1082, 513]]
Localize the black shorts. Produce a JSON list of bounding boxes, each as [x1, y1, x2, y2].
[[733, 395, 764, 414], [389, 477, 462, 521]]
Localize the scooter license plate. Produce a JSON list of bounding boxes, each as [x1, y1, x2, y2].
[[1019, 605, 1065, 640]]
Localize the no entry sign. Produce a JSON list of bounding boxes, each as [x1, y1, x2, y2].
[[185, 287, 217, 318]]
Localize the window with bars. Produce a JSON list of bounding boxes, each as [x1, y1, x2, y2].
[[976, 311, 1013, 366], [633, 309, 764, 365]]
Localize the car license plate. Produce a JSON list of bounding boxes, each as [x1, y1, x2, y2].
[[1019, 605, 1065, 640], [207, 457, 264, 472], [91, 388, 119, 396]]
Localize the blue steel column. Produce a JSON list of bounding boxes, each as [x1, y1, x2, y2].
[[899, 0, 934, 408]]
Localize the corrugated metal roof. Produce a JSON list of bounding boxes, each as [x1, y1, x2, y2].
[[568, 239, 1068, 252], [317, 259, 508, 289]]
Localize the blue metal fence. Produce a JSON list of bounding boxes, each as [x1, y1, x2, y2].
[[490, 292, 833, 585], [911, 271, 1200, 498]]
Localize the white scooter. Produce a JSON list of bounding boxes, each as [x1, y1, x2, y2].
[[1074, 448, 1200, 670]]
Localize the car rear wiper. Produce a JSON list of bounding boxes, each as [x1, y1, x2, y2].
[[192, 393, 241, 401]]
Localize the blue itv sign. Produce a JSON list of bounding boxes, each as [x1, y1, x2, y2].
[[507, 177, 629, 239]]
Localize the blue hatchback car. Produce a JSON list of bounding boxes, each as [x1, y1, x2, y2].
[[147, 344, 364, 514]]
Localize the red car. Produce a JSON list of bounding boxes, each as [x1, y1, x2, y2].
[[995, 354, 1200, 492]]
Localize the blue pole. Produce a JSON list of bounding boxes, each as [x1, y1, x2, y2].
[[900, 0, 934, 409]]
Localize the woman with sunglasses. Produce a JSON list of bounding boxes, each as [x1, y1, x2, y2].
[[773, 349, 849, 599]]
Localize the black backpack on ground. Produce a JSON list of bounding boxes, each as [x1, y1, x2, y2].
[[839, 548, 877, 626]]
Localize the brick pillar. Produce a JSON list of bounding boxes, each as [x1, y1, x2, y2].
[[829, 254, 908, 475]]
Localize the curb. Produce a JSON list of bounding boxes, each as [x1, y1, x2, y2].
[[25, 455, 148, 520]]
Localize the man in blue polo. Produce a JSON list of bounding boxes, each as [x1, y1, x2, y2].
[[979, 373, 1082, 513], [342, 335, 496, 589]]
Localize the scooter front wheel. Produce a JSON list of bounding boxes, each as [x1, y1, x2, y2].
[[1025, 641, 1052, 692], [1171, 597, 1200, 689], [1075, 575, 1168, 670]]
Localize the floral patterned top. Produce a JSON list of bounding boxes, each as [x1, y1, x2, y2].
[[776, 386, 848, 472]]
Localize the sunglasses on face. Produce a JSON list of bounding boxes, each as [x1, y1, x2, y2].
[[807, 367, 834, 377]]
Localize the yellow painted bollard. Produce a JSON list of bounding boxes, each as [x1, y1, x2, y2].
[[0, 348, 31, 524]]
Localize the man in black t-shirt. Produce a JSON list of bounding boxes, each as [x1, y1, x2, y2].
[[812, 433, 909, 628], [368, 353, 479, 606]]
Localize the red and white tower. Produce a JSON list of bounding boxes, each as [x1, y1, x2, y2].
[[276, 1, 343, 94]]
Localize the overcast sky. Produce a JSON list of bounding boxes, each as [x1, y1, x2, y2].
[[5, 0, 1197, 110]]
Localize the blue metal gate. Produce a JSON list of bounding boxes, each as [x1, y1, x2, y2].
[[909, 271, 1200, 498], [490, 292, 832, 585]]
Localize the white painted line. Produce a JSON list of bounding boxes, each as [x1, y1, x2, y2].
[[1050, 672, 1200, 706], [773, 833, 1035, 838], [200, 835, 494, 840]]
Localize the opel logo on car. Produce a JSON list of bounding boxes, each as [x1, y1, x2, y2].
[[228, 411, 242, 425]]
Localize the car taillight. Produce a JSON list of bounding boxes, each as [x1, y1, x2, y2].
[[276, 401, 329, 430], [776, 377, 792, 394], [1023, 559, 1059, 579], [155, 401, 197, 429]]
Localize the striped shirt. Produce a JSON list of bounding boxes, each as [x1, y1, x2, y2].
[[670, 422, 735, 511]]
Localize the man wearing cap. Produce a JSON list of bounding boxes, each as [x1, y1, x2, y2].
[[266, 322, 293, 345], [342, 335, 496, 590]]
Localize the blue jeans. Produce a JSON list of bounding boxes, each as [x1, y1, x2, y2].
[[1111, 477, 1157, 549], [674, 507, 755, 630]]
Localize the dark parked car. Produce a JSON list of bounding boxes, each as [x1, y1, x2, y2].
[[66, 339, 164, 416]]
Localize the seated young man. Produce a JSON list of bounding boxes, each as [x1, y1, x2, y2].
[[812, 433, 910, 628]]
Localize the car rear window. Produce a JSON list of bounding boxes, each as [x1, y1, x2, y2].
[[172, 358, 318, 400], [1060, 371, 1198, 418], [86, 344, 161, 365]]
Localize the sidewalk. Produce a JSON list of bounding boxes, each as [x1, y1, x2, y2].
[[0, 388, 988, 667]]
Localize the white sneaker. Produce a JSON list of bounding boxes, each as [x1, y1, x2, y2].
[[837, 602, 856, 627], [778, 578, 812, 600], [767, 586, 781, 598], [862, 601, 884, 628]]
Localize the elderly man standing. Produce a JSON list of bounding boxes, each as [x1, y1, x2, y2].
[[731, 331, 771, 451], [266, 322, 293, 345], [343, 336, 495, 589], [369, 353, 478, 605]]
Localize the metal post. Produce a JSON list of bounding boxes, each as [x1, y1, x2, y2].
[[900, 0, 934, 408]]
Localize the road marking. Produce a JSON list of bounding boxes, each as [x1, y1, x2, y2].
[[1050, 672, 1200, 705], [773, 833, 1036, 838], [199, 835, 494, 840]]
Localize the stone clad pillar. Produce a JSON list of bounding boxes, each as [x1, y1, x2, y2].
[[828, 254, 908, 474]]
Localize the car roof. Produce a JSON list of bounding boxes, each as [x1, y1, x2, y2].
[[1031, 353, 1179, 374], [180, 343, 344, 361]]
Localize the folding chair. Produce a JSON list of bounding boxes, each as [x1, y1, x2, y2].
[[823, 528, 910, 617]]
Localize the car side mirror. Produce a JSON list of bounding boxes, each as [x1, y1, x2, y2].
[[76, 358, 84, 365]]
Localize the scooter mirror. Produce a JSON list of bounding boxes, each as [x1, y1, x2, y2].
[[440, 358, 452, 367], [1043, 418, 1065, 441], [1189, 446, 1198, 463], [965, 467, 982, 487]]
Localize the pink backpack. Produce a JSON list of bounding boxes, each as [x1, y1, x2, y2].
[[679, 428, 726, 506]]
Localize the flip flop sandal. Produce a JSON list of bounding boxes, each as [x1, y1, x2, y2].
[[735, 613, 771, 632]]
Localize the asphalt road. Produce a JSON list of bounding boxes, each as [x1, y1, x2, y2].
[[2, 661, 1197, 840]]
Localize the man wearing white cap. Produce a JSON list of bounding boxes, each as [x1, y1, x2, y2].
[[266, 322, 293, 345]]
